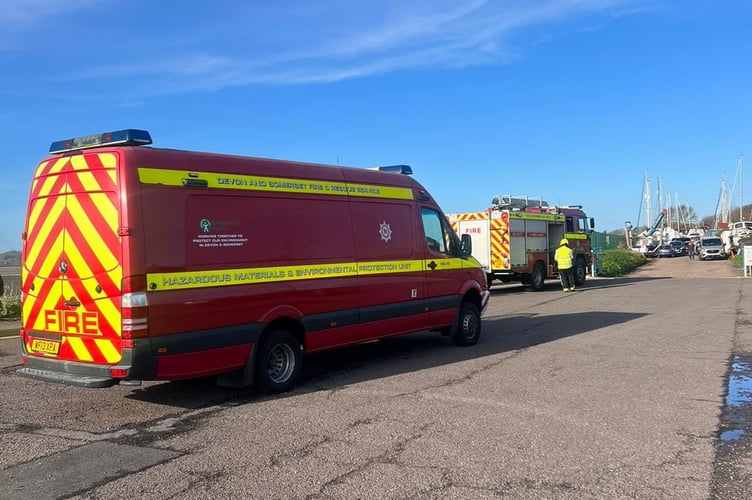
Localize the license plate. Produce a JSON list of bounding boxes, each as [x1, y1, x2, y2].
[[31, 339, 61, 355]]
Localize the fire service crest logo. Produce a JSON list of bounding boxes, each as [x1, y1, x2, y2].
[[379, 221, 392, 243]]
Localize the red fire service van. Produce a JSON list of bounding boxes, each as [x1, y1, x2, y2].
[[18, 129, 489, 392]]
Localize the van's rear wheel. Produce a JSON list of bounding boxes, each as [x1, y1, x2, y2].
[[256, 330, 302, 394], [452, 302, 481, 346]]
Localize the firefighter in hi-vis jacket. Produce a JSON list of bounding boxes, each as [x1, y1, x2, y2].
[[554, 238, 575, 292]]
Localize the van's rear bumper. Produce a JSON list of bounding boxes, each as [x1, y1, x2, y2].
[[18, 341, 157, 388], [16, 366, 118, 388]]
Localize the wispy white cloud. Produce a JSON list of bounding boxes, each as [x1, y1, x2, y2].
[[5, 0, 650, 95], [0, 0, 102, 26], [0, 0, 107, 51]]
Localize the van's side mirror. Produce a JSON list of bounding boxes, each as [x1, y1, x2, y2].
[[589, 218, 595, 230], [460, 233, 472, 257]]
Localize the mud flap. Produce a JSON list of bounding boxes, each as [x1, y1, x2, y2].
[[216, 345, 256, 388]]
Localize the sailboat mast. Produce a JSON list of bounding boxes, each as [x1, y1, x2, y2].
[[657, 176, 663, 237], [644, 170, 651, 231], [740, 153, 744, 221]]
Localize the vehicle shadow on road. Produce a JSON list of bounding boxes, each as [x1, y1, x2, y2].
[[124, 309, 646, 407], [576, 276, 671, 291], [488, 276, 670, 295]]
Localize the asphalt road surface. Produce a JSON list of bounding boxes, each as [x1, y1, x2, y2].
[[1, 256, 750, 499]]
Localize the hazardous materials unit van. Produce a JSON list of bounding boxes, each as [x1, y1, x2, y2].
[[18, 129, 489, 392], [448, 196, 594, 291]]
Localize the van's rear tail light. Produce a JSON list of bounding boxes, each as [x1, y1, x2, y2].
[[122, 275, 149, 339], [110, 368, 128, 378]]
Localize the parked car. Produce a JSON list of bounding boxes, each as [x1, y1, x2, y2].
[[640, 242, 659, 258], [670, 240, 686, 256], [698, 237, 726, 260], [671, 236, 691, 249], [657, 244, 675, 258]]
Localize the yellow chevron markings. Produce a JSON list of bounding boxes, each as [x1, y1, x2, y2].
[[95, 339, 121, 363], [26, 199, 65, 274], [99, 153, 117, 168], [67, 337, 93, 362], [65, 193, 119, 270]]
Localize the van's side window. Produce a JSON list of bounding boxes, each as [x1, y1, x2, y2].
[[421, 208, 456, 255]]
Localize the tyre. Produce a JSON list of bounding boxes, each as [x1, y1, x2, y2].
[[452, 302, 481, 346], [573, 257, 587, 286], [531, 261, 546, 291], [255, 330, 302, 394]]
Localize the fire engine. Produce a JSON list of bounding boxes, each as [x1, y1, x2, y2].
[[448, 196, 595, 290]]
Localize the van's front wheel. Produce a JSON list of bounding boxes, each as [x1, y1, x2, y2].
[[452, 302, 481, 346], [256, 330, 302, 394]]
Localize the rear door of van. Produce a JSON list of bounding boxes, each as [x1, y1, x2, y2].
[[22, 151, 124, 366]]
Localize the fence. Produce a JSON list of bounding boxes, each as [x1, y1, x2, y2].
[[589, 232, 622, 276], [0, 267, 21, 297], [590, 231, 622, 251]]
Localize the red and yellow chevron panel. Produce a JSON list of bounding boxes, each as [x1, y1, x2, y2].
[[449, 212, 489, 240], [490, 212, 509, 270], [453, 212, 488, 221], [23, 152, 123, 365]]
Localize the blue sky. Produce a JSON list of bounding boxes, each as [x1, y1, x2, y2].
[[1, 0, 751, 252]]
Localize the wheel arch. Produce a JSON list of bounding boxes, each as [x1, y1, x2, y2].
[[261, 316, 306, 352], [216, 315, 304, 389], [460, 284, 483, 312]]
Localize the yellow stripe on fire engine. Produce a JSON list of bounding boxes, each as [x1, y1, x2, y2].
[[148, 258, 474, 291], [492, 214, 509, 270], [137, 168, 415, 200], [508, 212, 565, 222], [565, 233, 588, 240]]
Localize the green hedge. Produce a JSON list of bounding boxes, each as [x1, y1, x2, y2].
[[0, 275, 21, 319], [0, 294, 21, 319], [600, 248, 647, 277]]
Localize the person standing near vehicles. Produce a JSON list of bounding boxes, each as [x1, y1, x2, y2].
[[728, 234, 736, 258], [554, 238, 575, 292], [687, 240, 696, 260]]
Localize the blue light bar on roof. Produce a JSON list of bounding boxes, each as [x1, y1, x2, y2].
[[49, 129, 152, 154], [369, 164, 413, 175]]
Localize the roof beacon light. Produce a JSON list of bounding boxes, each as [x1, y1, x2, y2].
[[49, 129, 152, 154], [370, 164, 413, 175]]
